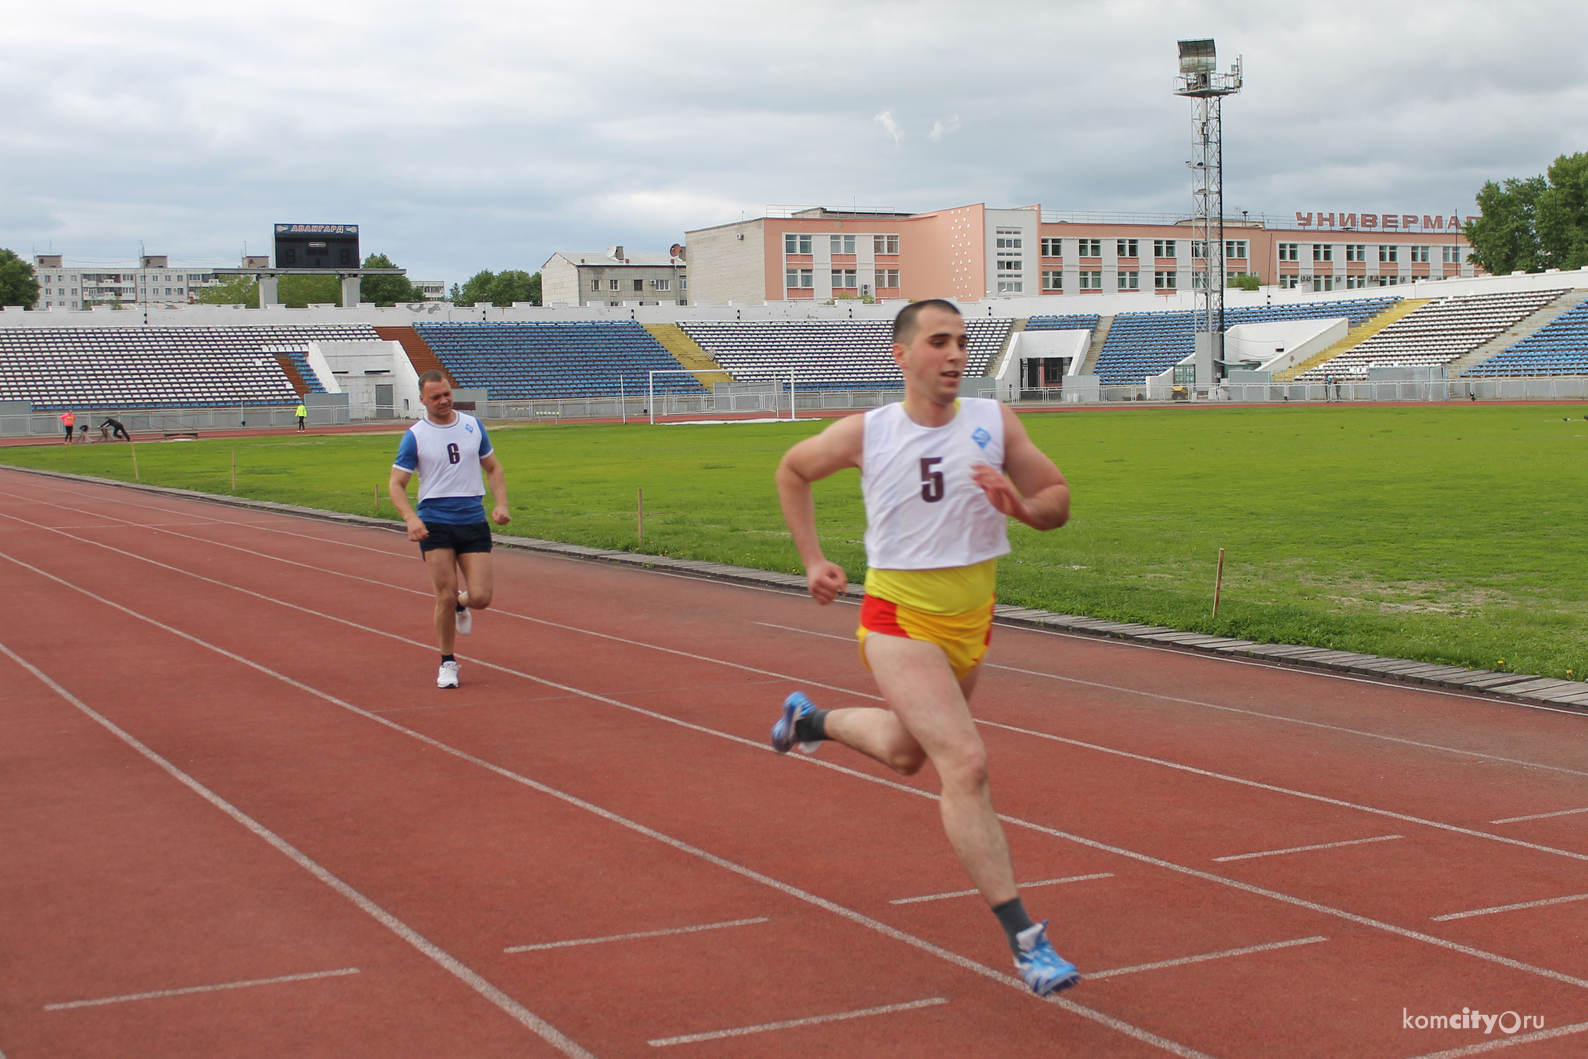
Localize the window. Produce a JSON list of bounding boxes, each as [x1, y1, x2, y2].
[[1443, 245, 1462, 264], [831, 268, 857, 288], [654, 278, 670, 291], [1154, 239, 1177, 258], [591, 278, 600, 291], [1311, 244, 1333, 262], [1191, 240, 1207, 259], [1379, 245, 1399, 263], [1225, 239, 1249, 259], [995, 228, 1022, 250], [786, 268, 813, 289], [996, 279, 1024, 293], [1078, 270, 1103, 290], [874, 269, 900, 288], [830, 234, 856, 254], [1041, 270, 1063, 290], [1311, 276, 1337, 291], [784, 233, 813, 255], [1154, 270, 1177, 290], [1116, 238, 1139, 258], [1410, 245, 1430, 263], [873, 234, 899, 254], [1192, 271, 1207, 289], [1078, 238, 1101, 257], [609, 279, 620, 291], [1344, 275, 1368, 289], [1345, 244, 1367, 262], [632, 279, 644, 292], [1041, 238, 1063, 257], [1118, 270, 1140, 290], [1277, 243, 1299, 261], [680, 276, 687, 290]]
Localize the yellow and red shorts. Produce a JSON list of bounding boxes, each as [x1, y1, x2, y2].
[[857, 593, 996, 681]]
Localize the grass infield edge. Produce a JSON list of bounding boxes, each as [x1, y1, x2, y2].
[[10, 463, 1588, 716]]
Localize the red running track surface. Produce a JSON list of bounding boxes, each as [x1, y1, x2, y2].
[[2, 466, 1587, 1059]]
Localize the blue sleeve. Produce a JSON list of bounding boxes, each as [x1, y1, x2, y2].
[[476, 420, 493, 458], [394, 430, 418, 471]]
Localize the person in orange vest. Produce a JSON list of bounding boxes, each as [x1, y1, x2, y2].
[[60, 410, 76, 444]]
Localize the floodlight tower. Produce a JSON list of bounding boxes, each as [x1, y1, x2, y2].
[[1175, 38, 1242, 385]]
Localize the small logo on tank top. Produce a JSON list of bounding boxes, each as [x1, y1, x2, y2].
[[971, 426, 991, 449]]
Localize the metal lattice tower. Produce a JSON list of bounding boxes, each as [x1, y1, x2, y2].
[[1175, 39, 1242, 384]]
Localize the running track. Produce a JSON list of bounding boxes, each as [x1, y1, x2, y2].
[[3, 467, 1587, 1059]]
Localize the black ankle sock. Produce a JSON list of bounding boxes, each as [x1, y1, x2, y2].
[[992, 897, 1035, 955], [441, 654, 456, 664], [793, 708, 829, 742]]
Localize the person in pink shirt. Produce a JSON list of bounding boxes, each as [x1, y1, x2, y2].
[[59, 410, 76, 444]]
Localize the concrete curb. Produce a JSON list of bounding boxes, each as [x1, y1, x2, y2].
[[11, 465, 1588, 713]]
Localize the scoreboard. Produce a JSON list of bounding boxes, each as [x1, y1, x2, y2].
[[274, 223, 360, 269]]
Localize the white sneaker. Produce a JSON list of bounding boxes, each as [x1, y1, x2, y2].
[[437, 660, 460, 689], [454, 600, 472, 635]]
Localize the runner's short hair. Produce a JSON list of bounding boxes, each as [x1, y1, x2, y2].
[[893, 299, 961, 344], [418, 369, 448, 392]]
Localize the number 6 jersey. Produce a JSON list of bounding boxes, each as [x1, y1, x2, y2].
[[860, 398, 1009, 572], [393, 412, 494, 524]]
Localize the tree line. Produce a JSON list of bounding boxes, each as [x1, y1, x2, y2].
[[1464, 152, 1588, 276]]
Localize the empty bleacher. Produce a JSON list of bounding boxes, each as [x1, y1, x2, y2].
[[1024, 314, 1102, 333], [1462, 298, 1588, 377], [411, 321, 704, 400], [1094, 298, 1399, 384], [0, 324, 377, 410], [1297, 290, 1566, 381], [679, 319, 1011, 390]]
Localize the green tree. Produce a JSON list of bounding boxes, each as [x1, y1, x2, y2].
[[1227, 272, 1261, 291], [0, 249, 40, 307], [279, 274, 342, 307], [452, 268, 541, 306], [454, 269, 495, 306], [1463, 151, 1588, 275], [359, 252, 422, 305], [197, 275, 259, 305]]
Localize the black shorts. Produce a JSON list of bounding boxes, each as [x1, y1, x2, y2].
[[419, 520, 493, 555]]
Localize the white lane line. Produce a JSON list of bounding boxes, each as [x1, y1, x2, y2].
[[755, 620, 1588, 775], [15, 504, 1587, 882], [0, 641, 596, 1059], [506, 917, 769, 952], [0, 554, 1217, 1059], [1086, 936, 1329, 980], [1431, 891, 1588, 922], [1491, 805, 1588, 824], [890, 873, 1114, 905], [9, 542, 1588, 1009], [647, 996, 948, 1047], [44, 967, 360, 1011], [1404, 1020, 1588, 1058], [1213, 834, 1404, 863]]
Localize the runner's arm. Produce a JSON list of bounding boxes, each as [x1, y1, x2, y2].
[[388, 467, 428, 542], [969, 405, 1069, 531], [775, 415, 864, 604], [481, 453, 510, 525]]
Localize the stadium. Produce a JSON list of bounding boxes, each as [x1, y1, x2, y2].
[[4, 13, 1588, 1059]]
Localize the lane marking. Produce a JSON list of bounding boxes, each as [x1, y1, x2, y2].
[[891, 873, 1114, 905], [647, 996, 949, 1047], [10, 505, 1588, 883], [44, 967, 360, 1011], [1086, 936, 1329, 980], [1491, 805, 1588, 824], [1403, 1019, 1588, 1058], [8, 534, 1588, 1007], [1213, 834, 1404, 863], [0, 554, 1218, 1059], [506, 917, 769, 952], [755, 621, 1588, 777], [0, 641, 596, 1059], [1432, 891, 1588, 922]]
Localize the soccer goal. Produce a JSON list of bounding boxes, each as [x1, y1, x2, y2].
[[647, 370, 796, 425]]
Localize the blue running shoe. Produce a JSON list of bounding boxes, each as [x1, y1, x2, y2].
[[771, 691, 821, 755], [1014, 921, 1080, 996]]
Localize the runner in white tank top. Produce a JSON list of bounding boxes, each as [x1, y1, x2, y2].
[[772, 300, 1081, 996]]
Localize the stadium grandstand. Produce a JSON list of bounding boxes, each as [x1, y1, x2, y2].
[[408, 321, 705, 400], [0, 324, 377, 410], [1461, 294, 1588, 377], [1295, 288, 1567, 381], [677, 318, 1011, 390]]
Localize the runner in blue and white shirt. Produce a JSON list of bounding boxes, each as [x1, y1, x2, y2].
[[388, 370, 511, 689]]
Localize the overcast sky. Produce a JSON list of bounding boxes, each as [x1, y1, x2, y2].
[[4, 0, 1586, 284]]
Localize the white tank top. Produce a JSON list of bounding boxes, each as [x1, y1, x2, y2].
[[861, 398, 1010, 570]]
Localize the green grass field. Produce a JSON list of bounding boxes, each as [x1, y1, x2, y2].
[[7, 402, 1586, 680]]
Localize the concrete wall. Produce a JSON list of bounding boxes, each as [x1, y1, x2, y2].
[[686, 220, 766, 306], [1222, 317, 1347, 373], [308, 340, 419, 418]]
